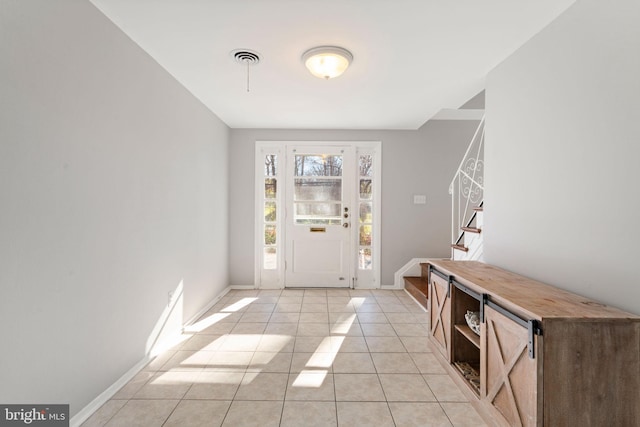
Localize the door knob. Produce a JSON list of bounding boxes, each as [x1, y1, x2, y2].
[[343, 223, 349, 228]]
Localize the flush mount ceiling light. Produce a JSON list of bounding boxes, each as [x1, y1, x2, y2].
[[302, 46, 353, 80]]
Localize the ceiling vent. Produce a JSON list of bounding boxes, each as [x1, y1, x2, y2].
[[231, 49, 261, 66], [230, 49, 261, 92]]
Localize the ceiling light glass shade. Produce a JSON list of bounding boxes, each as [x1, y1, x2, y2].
[[302, 46, 353, 79]]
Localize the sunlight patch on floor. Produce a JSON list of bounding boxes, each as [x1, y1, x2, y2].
[[192, 371, 244, 384], [330, 313, 357, 334], [350, 297, 366, 309], [292, 334, 346, 387], [219, 334, 262, 351], [184, 312, 231, 333], [256, 334, 292, 352], [292, 370, 328, 388], [151, 371, 199, 384], [222, 297, 258, 312], [241, 371, 260, 384], [306, 351, 337, 369]]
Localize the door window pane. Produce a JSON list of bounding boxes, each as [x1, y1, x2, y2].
[[359, 203, 372, 224], [360, 179, 372, 199], [265, 225, 276, 245], [359, 225, 372, 245], [294, 178, 341, 201], [358, 152, 375, 271], [293, 154, 343, 226], [294, 155, 342, 176], [265, 178, 277, 198], [264, 247, 276, 270], [295, 203, 341, 225], [265, 154, 277, 176], [359, 155, 373, 177], [358, 248, 372, 270], [262, 152, 278, 271], [265, 201, 276, 222]]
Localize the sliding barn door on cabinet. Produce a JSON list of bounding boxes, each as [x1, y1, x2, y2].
[[429, 269, 452, 361], [481, 305, 541, 427]]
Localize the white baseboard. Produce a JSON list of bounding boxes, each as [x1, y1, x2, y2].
[[70, 355, 151, 427], [392, 258, 431, 288], [70, 285, 232, 427], [184, 286, 232, 327]]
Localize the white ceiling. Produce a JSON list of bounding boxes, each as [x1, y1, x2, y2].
[[89, 0, 575, 130]]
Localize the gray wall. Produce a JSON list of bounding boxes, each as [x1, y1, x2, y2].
[[485, 0, 640, 314], [460, 91, 485, 110], [229, 121, 477, 286], [0, 0, 229, 415]]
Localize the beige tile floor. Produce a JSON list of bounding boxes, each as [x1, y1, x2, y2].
[[82, 289, 487, 427]]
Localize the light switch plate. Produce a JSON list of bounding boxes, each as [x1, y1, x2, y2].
[[413, 195, 427, 204]]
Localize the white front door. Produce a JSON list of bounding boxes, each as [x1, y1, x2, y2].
[[285, 146, 354, 287]]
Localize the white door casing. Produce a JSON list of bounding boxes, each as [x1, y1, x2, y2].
[[254, 141, 380, 289]]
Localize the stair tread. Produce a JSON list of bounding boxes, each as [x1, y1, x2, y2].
[[461, 226, 482, 233], [403, 276, 428, 308], [451, 244, 469, 252], [404, 276, 427, 285]]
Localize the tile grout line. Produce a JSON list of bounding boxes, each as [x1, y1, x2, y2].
[[159, 396, 181, 427], [99, 399, 128, 427]]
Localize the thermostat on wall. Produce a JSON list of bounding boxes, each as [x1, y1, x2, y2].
[[413, 195, 427, 205]]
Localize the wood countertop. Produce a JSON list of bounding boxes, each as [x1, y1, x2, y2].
[[425, 260, 640, 322]]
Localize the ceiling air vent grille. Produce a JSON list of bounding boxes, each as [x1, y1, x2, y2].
[[230, 49, 261, 92], [231, 49, 261, 65]]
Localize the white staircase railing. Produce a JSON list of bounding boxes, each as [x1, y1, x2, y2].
[[449, 117, 485, 255]]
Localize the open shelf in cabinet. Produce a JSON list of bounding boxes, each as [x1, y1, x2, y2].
[[451, 280, 483, 396], [453, 361, 480, 395], [454, 324, 480, 348]]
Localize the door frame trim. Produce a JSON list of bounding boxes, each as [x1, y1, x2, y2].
[[254, 140, 381, 289]]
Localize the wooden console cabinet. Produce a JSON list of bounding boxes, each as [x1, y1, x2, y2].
[[425, 260, 640, 427]]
